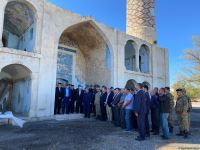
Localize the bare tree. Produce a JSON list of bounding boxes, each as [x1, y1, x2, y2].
[[183, 36, 200, 85]]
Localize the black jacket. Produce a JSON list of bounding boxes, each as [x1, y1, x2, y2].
[[111, 93, 122, 106], [55, 87, 64, 100], [159, 95, 170, 113]]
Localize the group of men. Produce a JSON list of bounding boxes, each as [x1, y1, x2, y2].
[[54, 83, 192, 141]]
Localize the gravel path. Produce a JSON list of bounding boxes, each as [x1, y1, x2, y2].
[[0, 111, 199, 150]]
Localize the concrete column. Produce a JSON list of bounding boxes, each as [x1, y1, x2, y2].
[[0, 1, 6, 47], [136, 47, 140, 72]]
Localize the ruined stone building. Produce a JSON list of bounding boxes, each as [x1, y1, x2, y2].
[[0, 0, 169, 118]]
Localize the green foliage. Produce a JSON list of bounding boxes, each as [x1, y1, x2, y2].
[[172, 80, 200, 101]]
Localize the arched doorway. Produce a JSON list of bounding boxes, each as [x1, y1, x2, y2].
[[57, 21, 113, 87], [125, 79, 137, 90], [125, 40, 137, 71], [139, 44, 150, 73], [2, 1, 36, 52], [0, 64, 31, 116]]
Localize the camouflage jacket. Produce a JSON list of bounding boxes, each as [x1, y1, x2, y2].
[[175, 96, 189, 113], [166, 93, 174, 112], [185, 95, 192, 112]]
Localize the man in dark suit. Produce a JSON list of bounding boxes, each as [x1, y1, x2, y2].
[[83, 87, 92, 118], [111, 88, 122, 126], [69, 85, 76, 113], [75, 85, 84, 113], [54, 83, 64, 114], [100, 86, 107, 121], [62, 84, 71, 114], [133, 83, 147, 141], [143, 85, 151, 137]]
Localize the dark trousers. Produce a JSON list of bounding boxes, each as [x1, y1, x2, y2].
[[120, 108, 126, 129], [69, 100, 75, 113], [132, 112, 138, 129], [145, 112, 150, 136], [62, 97, 70, 114], [100, 104, 107, 121], [75, 101, 83, 113], [113, 107, 121, 126], [54, 99, 61, 114], [84, 103, 90, 118], [137, 113, 146, 139], [151, 108, 160, 133]]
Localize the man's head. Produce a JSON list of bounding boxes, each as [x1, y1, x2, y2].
[[85, 87, 89, 93], [165, 87, 170, 93], [66, 84, 69, 88], [176, 88, 183, 97], [151, 90, 156, 96], [102, 86, 107, 93], [78, 85, 82, 90], [136, 83, 143, 90], [159, 88, 165, 96], [143, 85, 149, 92], [154, 87, 159, 93], [114, 88, 121, 94], [124, 87, 131, 94], [58, 83, 62, 88]]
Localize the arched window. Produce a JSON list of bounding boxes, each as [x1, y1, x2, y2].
[[0, 64, 32, 115], [125, 40, 137, 71], [139, 45, 150, 73], [3, 1, 36, 52], [105, 44, 111, 69]]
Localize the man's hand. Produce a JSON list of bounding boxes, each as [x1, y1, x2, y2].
[[135, 112, 138, 117]]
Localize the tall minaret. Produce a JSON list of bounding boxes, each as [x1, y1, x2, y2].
[[126, 0, 156, 44]]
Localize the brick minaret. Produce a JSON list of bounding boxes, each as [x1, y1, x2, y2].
[[126, 0, 156, 44]]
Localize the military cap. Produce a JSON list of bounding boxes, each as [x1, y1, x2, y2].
[[176, 88, 183, 92]]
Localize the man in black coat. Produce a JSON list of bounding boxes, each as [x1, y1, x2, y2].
[[100, 86, 107, 121], [159, 88, 170, 140], [54, 83, 64, 114], [143, 85, 151, 137], [133, 83, 147, 141], [69, 85, 76, 113], [75, 85, 84, 113], [111, 88, 122, 126]]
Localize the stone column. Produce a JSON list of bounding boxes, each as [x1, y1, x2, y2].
[[0, 1, 6, 47], [136, 47, 140, 72], [126, 0, 156, 44]]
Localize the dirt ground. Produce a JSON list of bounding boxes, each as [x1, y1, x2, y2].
[[0, 106, 200, 150]]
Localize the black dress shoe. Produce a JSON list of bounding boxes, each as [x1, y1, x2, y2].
[[150, 130, 154, 132], [176, 131, 184, 136]]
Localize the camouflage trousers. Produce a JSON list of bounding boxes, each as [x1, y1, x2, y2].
[[168, 112, 173, 128], [177, 113, 189, 132]]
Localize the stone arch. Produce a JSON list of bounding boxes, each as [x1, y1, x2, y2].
[[2, 0, 37, 52], [125, 79, 137, 89], [139, 44, 150, 73], [57, 20, 114, 87], [124, 40, 137, 71], [0, 64, 32, 116]]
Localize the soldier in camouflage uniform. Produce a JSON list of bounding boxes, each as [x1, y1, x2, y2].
[[175, 89, 189, 138], [165, 87, 174, 133], [182, 88, 192, 132]]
